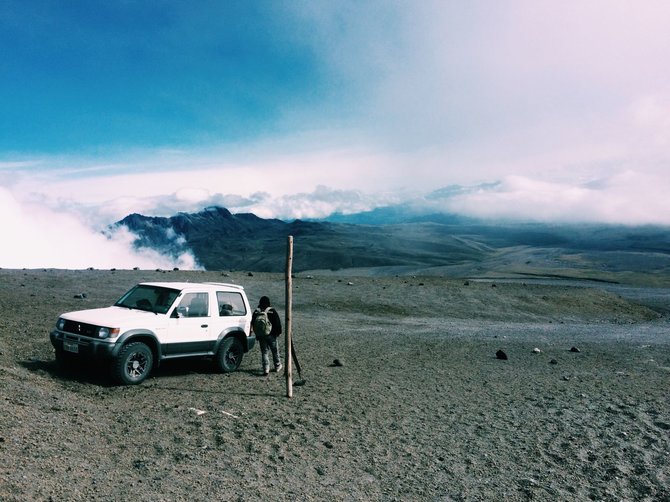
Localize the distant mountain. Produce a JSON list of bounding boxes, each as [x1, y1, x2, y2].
[[112, 206, 670, 285], [114, 206, 494, 272], [323, 205, 474, 225]]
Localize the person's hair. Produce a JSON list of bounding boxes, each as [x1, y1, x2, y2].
[[258, 296, 270, 309]]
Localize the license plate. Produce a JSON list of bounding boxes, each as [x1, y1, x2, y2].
[[63, 340, 79, 353]]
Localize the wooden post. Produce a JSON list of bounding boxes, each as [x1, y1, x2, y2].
[[285, 235, 293, 398]]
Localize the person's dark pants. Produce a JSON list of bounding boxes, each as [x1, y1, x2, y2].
[[258, 335, 281, 373]]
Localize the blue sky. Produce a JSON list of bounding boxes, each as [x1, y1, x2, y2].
[[2, 0, 670, 268]]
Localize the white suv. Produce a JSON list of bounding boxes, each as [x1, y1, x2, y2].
[[50, 282, 255, 384]]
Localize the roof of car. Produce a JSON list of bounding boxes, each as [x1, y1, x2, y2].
[[138, 282, 245, 291]]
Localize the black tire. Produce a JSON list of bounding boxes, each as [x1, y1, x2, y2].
[[113, 342, 153, 385], [216, 337, 244, 373]]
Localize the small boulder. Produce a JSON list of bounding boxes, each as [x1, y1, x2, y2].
[[569, 346, 581, 353], [550, 359, 558, 365], [495, 350, 508, 360], [532, 348, 541, 354], [330, 359, 344, 367]]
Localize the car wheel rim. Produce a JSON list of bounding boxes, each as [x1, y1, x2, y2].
[[226, 348, 240, 366], [126, 352, 148, 379]]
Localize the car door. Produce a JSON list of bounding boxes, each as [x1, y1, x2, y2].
[[164, 291, 214, 355]]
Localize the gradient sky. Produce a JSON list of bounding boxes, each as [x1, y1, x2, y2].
[[2, 0, 670, 268]]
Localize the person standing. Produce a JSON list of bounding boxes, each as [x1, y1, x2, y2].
[[251, 296, 282, 376]]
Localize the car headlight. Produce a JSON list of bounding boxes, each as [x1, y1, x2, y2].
[[57, 318, 66, 330], [97, 327, 120, 339]]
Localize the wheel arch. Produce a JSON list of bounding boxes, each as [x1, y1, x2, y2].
[[113, 331, 162, 366], [215, 328, 251, 353]]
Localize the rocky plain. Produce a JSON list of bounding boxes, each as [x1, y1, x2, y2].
[[1, 267, 669, 501]]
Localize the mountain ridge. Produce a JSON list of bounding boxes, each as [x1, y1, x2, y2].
[[112, 206, 670, 285]]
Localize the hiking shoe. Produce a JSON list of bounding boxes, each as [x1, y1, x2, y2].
[[262, 368, 270, 376], [274, 363, 283, 372]]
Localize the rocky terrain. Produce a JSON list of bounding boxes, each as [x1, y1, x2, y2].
[[1, 268, 669, 501]]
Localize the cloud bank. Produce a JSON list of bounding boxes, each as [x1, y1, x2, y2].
[[0, 187, 200, 270], [424, 171, 670, 226]]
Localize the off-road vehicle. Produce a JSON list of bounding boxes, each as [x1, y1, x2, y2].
[[50, 282, 255, 384]]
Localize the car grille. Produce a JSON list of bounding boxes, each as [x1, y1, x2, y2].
[[61, 320, 98, 338]]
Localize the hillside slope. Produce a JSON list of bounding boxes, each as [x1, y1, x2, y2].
[[114, 207, 670, 285]]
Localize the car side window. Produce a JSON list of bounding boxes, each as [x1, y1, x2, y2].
[[217, 292, 247, 316], [175, 292, 209, 317]]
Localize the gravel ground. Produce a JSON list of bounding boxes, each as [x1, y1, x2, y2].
[[1, 269, 669, 501]]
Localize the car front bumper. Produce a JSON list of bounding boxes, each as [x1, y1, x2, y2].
[[50, 330, 117, 359]]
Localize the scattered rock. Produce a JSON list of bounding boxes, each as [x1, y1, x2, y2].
[[495, 350, 508, 360], [173, 267, 179, 271], [463, 280, 470, 286], [550, 359, 558, 365], [532, 348, 542, 354], [73, 293, 87, 299], [562, 375, 571, 381], [330, 359, 344, 367], [347, 281, 354, 286], [247, 272, 254, 277], [133, 267, 139, 271], [570, 346, 581, 353], [491, 283, 497, 288]]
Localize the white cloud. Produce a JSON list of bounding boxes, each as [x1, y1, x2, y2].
[[630, 93, 670, 149], [0, 186, 200, 269], [245, 185, 401, 220], [433, 171, 670, 225]]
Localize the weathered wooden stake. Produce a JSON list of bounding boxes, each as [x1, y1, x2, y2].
[[285, 235, 293, 398]]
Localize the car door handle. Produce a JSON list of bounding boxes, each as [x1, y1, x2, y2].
[[201, 324, 208, 328]]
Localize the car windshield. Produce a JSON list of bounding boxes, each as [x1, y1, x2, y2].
[[115, 285, 181, 314]]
